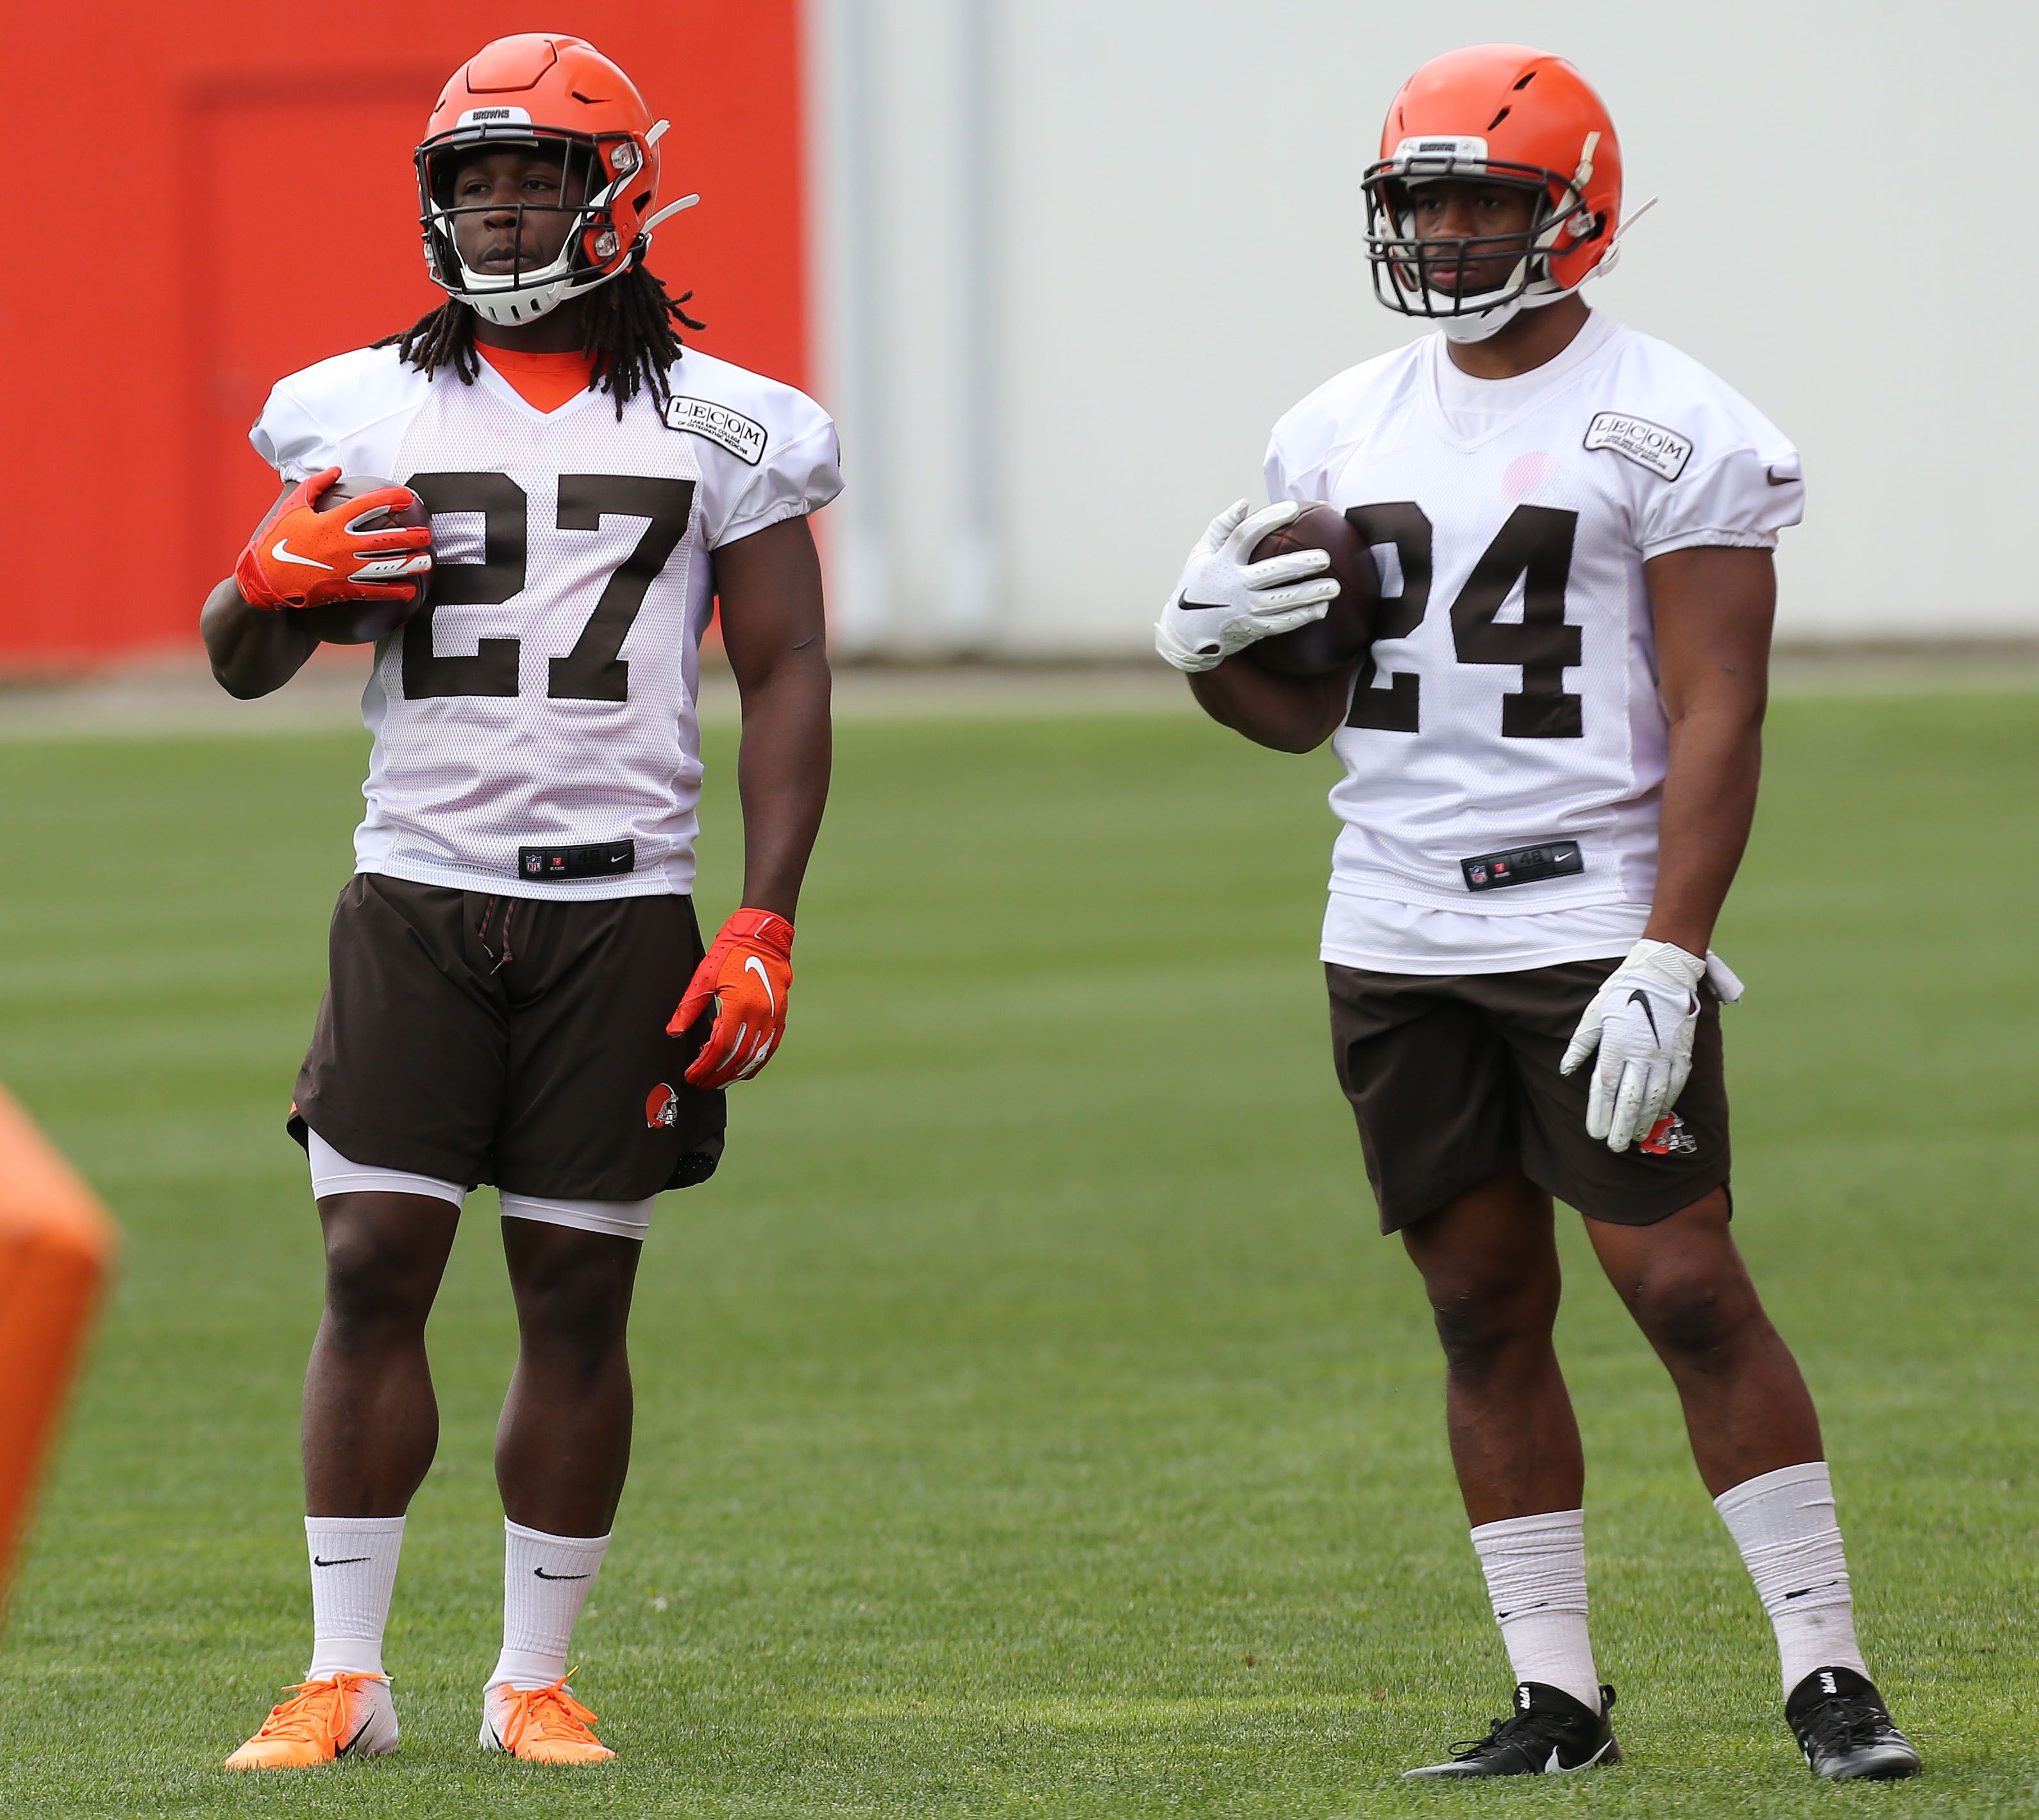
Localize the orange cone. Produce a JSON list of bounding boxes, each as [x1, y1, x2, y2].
[[0, 1083, 117, 1619]]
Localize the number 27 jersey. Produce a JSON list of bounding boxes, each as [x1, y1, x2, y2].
[[1265, 312, 1802, 970], [251, 343, 841, 898]]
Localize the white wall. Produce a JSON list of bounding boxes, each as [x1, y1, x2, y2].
[[811, 0, 2039, 652]]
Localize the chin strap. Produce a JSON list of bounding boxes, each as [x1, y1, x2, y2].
[[634, 122, 695, 239], [1591, 195, 1659, 281], [644, 194, 700, 234], [1432, 187, 1657, 341]]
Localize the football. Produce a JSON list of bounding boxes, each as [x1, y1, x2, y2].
[[287, 475, 433, 646], [1243, 503, 1379, 678]]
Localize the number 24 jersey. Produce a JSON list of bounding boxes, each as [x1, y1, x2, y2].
[[1265, 312, 1802, 973], [251, 344, 841, 898]]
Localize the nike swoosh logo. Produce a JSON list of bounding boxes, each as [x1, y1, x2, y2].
[[339, 1715, 374, 1756], [1545, 1748, 1565, 1773], [533, 1567, 592, 1580], [1178, 598, 1230, 613], [313, 1555, 371, 1567], [743, 954, 776, 1013], [271, 537, 334, 570], [1627, 988, 1659, 1041], [1784, 1579, 1845, 1599]]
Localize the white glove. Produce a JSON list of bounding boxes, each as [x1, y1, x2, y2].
[[1559, 939, 1708, 1153], [1154, 500, 1339, 673]]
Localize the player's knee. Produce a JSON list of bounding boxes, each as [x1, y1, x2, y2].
[[512, 1252, 632, 1367], [1628, 1265, 1751, 1361], [1427, 1272, 1556, 1378], [320, 1231, 437, 1339]]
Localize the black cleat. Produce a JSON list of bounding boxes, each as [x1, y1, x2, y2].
[[1785, 1666, 1920, 1781], [1402, 1681, 1620, 1779]]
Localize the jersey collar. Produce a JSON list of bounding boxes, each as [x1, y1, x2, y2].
[[1422, 310, 1620, 450], [467, 348, 612, 424]]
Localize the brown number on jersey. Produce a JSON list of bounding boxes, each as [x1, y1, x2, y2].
[[398, 473, 697, 704], [1341, 501, 1584, 739]]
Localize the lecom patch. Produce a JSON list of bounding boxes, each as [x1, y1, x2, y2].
[[1583, 412, 1692, 481], [662, 396, 768, 466]]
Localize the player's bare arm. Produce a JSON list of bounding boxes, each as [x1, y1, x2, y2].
[[199, 568, 317, 699], [716, 517, 832, 919], [1561, 548, 1774, 1150], [661, 518, 830, 1092], [1640, 546, 1774, 957]]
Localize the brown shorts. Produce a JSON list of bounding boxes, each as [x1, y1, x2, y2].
[[289, 873, 725, 1201], [1326, 958, 1730, 1234]]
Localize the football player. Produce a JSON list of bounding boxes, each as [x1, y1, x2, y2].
[[1159, 45, 1918, 1783], [204, 35, 839, 1769]]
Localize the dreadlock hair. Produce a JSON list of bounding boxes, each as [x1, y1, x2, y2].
[[374, 254, 708, 417]]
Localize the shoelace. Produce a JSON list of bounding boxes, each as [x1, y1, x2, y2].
[[1799, 1696, 1894, 1755], [1447, 1710, 1568, 1765], [249, 1671, 382, 1747], [499, 1674, 604, 1751]]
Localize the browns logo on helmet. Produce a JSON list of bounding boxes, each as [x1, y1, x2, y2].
[[1363, 45, 1625, 344], [415, 33, 700, 327]]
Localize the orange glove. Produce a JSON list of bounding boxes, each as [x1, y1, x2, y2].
[[668, 909, 795, 1088], [234, 468, 433, 611]]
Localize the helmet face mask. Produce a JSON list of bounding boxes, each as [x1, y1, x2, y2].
[[418, 122, 646, 326], [1366, 158, 1598, 325]]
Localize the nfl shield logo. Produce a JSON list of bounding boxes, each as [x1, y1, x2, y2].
[[1469, 863, 1488, 886], [525, 855, 542, 875]]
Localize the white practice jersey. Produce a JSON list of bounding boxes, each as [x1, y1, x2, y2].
[[1265, 312, 1802, 974], [251, 344, 841, 898]]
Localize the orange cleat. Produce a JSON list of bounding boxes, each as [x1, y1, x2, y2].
[[224, 1671, 398, 1769], [481, 1674, 616, 1764]]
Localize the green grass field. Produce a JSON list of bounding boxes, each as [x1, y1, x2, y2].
[[0, 689, 2035, 1818]]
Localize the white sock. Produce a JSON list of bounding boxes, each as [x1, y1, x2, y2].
[[489, 1519, 611, 1690], [305, 1515, 405, 1680], [1714, 1460, 1867, 1694], [1470, 1508, 1601, 1712]]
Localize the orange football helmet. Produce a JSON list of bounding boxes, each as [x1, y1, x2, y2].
[[1364, 45, 1622, 341], [415, 33, 698, 326]]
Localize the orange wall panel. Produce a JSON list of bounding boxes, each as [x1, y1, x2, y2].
[[3, 3, 809, 665]]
